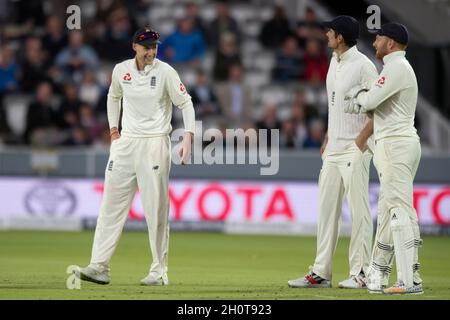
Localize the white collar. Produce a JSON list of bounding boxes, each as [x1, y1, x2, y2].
[[134, 57, 157, 73], [382, 50, 406, 65], [333, 45, 358, 63]]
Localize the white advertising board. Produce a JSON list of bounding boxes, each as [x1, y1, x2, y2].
[[0, 177, 449, 232]]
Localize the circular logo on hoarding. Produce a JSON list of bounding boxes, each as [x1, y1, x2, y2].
[[25, 182, 77, 216]]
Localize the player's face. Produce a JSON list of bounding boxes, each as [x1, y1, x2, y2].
[[373, 35, 388, 60], [134, 43, 158, 65], [326, 29, 338, 49]]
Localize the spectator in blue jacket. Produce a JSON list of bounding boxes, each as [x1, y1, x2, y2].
[[303, 118, 325, 149], [55, 31, 99, 83], [159, 17, 206, 64], [0, 44, 19, 95], [272, 36, 304, 83]]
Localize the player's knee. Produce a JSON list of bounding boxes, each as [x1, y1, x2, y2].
[[390, 207, 410, 227]]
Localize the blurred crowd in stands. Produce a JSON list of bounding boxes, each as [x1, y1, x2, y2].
[[0, 0, 331, 150]]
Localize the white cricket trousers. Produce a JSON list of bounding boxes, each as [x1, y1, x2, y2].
[[90, 135, 171, 278], [370, 137, 422, 284], [312, 142, 373, 280]]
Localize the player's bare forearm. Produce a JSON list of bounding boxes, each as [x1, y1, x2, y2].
[[179, 132, 194, 165], [183, 131, 194, 141]]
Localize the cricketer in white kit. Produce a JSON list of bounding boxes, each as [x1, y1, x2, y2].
[[288, 16, 378, 289], [75, 28, 195, 286], [344, 23, 423, 295]]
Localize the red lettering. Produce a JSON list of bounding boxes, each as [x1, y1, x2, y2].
[[93, 183, 104, 193], [236, 187, 262, 220], [169, 187, 193, 221], [198, 185, 230, 221], [432, 189, 450, 224], [263, 188, 294, 221]]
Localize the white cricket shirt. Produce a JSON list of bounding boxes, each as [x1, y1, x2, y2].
[[326, 46, 379, 152], [357, 51, 419, 141], [107, 58, 195, 137]]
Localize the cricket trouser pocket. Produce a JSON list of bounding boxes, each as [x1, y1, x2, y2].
[[350, 141, 364, 163], [352, 141, 364, 154], [105, 137, 136, 183]]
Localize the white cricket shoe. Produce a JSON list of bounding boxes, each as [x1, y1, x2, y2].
[[288, 271, 332, 288], [383, 281, 424, 295], [366, 268, 388, 294], [367, 283, 386, 294], [140, 273, 169, 286], [75, 264, 110, 285], [338, 273, 367, 289]]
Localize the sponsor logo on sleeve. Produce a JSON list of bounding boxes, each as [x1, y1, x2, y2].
[[179, 82, 186, 94]]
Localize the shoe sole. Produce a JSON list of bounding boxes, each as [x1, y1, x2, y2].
[[383, 290, 424, 295], [140, 281, 166, 286], [140, 279, 168, 286], [75, 270, 110, 285], [338, 285, 366, 289], [288, 283, 332, 288], [368, 289, 384, 294]]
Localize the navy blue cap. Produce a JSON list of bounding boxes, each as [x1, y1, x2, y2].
[[133, 28, 161, 47], [322, 15, 359, 43], [377, 23, 408, 45]]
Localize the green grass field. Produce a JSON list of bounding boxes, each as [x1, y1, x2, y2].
[[0, 230, 449, 300]]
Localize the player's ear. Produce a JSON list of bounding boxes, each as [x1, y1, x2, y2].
[[132, 43, 137, 52], [388, 38, 395, 51]]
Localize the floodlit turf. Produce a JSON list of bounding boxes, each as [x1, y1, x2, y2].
[[0, 230, 449, 300]]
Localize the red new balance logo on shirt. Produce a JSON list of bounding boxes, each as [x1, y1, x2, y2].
[[123, 73, 132, 81], [377, 76, 385, 85]]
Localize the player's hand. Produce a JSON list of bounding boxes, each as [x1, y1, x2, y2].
[[110, 128, 121, 142], [320, 142, 326, 157], [179, 132, 193, 165], [355, 136, 367, 153]]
